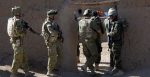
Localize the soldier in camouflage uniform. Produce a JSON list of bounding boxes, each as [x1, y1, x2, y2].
[[79, 9, 101, 74], [104, 8, 124, 76], [7, 6, 40, 77], [41, 10, 63, 77], [91, 11, 105, 70]]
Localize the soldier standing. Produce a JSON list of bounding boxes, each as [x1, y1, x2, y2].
[[104, 8, 124, 76], [79, 9, 101, 74], [41, 10, 63, 77], [7, 6, 40, 77], [91, 11, 105, 70]]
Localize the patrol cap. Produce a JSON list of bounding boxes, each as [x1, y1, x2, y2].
[[108, 8, 117, 16], [47, 10, 58, 16], [83, 9, 92, 16], [11, 6, 22, 15]]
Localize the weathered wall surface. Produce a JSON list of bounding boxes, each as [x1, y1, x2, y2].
[[118, 0, 150, 70], [0, 0, 102, 71], [0, 0, 111, 71]]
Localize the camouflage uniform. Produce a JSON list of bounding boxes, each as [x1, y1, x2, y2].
[[104, 8, 124, 76], [41, 10, 63, 76], [79, 9, 99, 73], [104, 18, 114, 68], [91, 11, 105, 68], [7, 6, 39, 76], [105, 19, 123, 69]]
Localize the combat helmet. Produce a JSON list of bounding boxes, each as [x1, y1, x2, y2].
[[83, 9, 92, 16], [47, 10, 58, 16], [108, 8, 117, 16], [11, 6, 22, 15]]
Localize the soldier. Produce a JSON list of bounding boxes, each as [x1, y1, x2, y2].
[[41, 10, 63, 77], [79, 9, 101, 74], [104, 8, 124, 76], [7, 6, 40, 77], [74, 8, 83, 63], [91, 11, 105, 70]]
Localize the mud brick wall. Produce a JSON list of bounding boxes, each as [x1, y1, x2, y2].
[[118, 0, 150, 70], [0, 0, 114, 71]]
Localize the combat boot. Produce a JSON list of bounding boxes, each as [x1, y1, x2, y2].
[[81, 65, 87, 72], [110, 67, 124, 76], [90, 69, 96, 75]]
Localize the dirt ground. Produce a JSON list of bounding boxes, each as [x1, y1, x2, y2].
[[0, 42, 150, 77]]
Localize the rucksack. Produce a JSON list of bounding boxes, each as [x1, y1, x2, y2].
[[41, 21, 59, 45], [7, 17, 28, 37], [90, 16, 105, 34]]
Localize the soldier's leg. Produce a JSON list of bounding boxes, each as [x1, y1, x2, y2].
[[22, 51, 29, 73], [55, 41, 63, 70], [112, 45, 122, 69], [111, 44, 124, 76], [87, 41, 99, 72], [81, 42, 91, 71], [95, 39, 102, 66], [109, 43, 114, 68], [47, 44, 58, 75], [11, 43, 23, 75]]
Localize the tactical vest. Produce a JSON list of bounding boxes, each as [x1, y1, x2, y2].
[[90, 16, 105, 34], [7, 17, 27, 38], [42, 20, 59, 43], [78, 18, 97, 41]]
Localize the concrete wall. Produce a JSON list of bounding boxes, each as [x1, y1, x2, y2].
[[118, 0, 150, 70]]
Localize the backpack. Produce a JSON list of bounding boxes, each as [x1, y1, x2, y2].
[[90, 16, 105, 34], [7, 17, 28, 37], [41, 21, 59, 45], [78, 18, 97, 40]]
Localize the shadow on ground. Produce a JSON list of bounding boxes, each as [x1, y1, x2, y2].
[[54, 70, 102, 77], [0, 70, 28, 77]]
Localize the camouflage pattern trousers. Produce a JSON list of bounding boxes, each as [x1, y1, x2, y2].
[[110, 43, 122, 69], [82, 39, 99, 70], [47, 40, 63, 73], [10, 38, 29, 74], [95, 38, 102, 65]]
